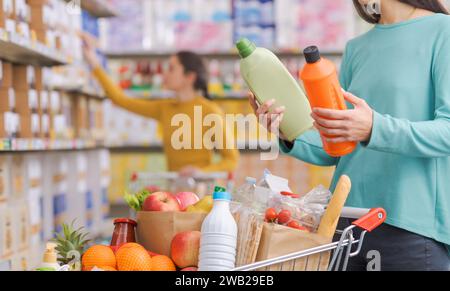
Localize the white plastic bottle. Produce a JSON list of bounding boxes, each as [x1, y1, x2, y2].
[[199, 188, 237, 271]]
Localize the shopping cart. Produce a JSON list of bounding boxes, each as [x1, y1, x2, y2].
[[232, 207, 387, 271], [128, 171, 232, 198]]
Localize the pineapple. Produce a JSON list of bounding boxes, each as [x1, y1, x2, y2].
[[53, 221, 91, 271]]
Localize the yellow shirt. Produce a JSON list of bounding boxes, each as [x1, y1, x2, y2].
[[93, 67, 240, 172]]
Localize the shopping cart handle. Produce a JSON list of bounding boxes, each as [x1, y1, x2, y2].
[[352, 208, 386, 232]]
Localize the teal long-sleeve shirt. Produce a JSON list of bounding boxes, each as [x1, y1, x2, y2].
[[281, 14, 450, 247]]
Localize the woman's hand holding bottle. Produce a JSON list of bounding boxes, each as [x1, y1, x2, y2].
[[248, 92, 288, 140], [311, 90, 374, 144]]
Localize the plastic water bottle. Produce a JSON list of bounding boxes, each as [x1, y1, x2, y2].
[[232, 177, 256, 206], [199, 187, 238, 271]]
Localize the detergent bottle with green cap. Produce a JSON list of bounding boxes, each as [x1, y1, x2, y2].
[[236, 38, 313, 141], [199, 186, 237, 271], [300, 45, 357, 157]]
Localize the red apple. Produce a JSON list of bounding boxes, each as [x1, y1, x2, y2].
[[181, 267, 198, 271], [175, 192, 200, 211], [143, 192, 181, 212], [171, 231, 201, 269]]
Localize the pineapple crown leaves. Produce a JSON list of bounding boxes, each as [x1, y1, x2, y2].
[[52, 220, 91, 264]]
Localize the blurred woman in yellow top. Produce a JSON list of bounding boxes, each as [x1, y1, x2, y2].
[[82, 37, 239, 176]]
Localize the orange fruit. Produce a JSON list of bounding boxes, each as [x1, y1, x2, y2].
[[82, 245, 116, 270], [116, 243, 152, 271], [151, 255, 176, 271], [118, 243, 144, 251], [84, 265, 117, 271]]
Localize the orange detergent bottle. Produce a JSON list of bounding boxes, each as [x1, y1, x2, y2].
[[300, 46, 356, 157]]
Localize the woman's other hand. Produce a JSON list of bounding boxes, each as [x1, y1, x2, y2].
[[312, 90, 374, 143], [248, 92, 288, 140], [80, 32, 101, 68]]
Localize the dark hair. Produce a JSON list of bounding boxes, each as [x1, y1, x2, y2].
[[176, 51, 210, 99], [353, 0, 449, 24]]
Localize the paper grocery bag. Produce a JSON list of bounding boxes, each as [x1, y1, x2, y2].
[[255, 223, 331, 271], [136, 211, 207, 257]]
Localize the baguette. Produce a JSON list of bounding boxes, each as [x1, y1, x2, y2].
[[317, 175, 351, 239]]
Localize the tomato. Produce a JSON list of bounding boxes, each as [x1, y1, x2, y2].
[[265, 208, 278, 222], [287, 221, 309, 232], [277, 210, 291, 225], [287, 220, 300, 229]]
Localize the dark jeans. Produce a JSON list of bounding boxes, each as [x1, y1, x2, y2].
[[336, 219, 450, 271]]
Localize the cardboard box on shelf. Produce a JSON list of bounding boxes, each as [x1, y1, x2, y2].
[[0, 202, 14, 259], [15, 90, 32, 138], [4, 17, 15, 35], [11, 248, 29, 271], [10, 155, 25, 199], [28, 1, 46, 30], [29, 89, 40, 137], [0, 87, 9, 138], [72, 95, 89, 139], [0, 61, 13, 89], [0, 155, 10, 203], [24, 154, 43, 251], [16, 20, 29, 39], [67, 152, 89, 231], [17, 199, 30, 252], [13, 0, 29, 22], [33, 66, 42, 91], [12, 65, 29, 91], [39, 90, 48, 138], [42, 153, 68, 234], [0, 0, 14, 28], [60, 92, 74, 139]]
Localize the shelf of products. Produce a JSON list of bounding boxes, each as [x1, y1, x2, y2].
[[0, 138, 104, 152], [53, 85, 105, 100], [123, 89, 249, 101], [0, 29, 68, 66], [63, 0, 118, 18]]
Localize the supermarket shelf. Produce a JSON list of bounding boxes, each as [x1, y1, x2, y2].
[[124, 90, 248, 101], [0, 29, 68, 66], [0, 138, 103, 153], [63, 0, 118, 18], [107, 141, 279, 154], [53, 85, 105, 100], [105, 49, 344, 60]]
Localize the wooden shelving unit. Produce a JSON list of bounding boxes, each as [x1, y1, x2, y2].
[[0, 30, 68, 66]]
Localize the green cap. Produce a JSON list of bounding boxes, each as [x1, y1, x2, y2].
[[236, 38, 256, 58], [214, 186, 226, 193]]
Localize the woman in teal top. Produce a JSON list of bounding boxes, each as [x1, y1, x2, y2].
[[250, 0, 450, 271]]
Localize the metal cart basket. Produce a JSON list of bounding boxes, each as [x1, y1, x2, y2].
[[232, 207, 386, 271]]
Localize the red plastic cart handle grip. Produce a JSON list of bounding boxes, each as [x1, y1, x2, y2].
[[352, 208, 386, 232]]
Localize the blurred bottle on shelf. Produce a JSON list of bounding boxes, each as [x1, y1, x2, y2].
[[208, 59, 225, 98]]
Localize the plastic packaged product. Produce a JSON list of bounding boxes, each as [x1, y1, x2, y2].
[[199, 187, 237, 271], [232, 176, 257, 207], [268, 185, 332, 232], [237, 38, 313, 141], [300, 46, 357, 157]]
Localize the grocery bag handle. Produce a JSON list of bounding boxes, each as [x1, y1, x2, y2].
[[341, 207, 387, 232]]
